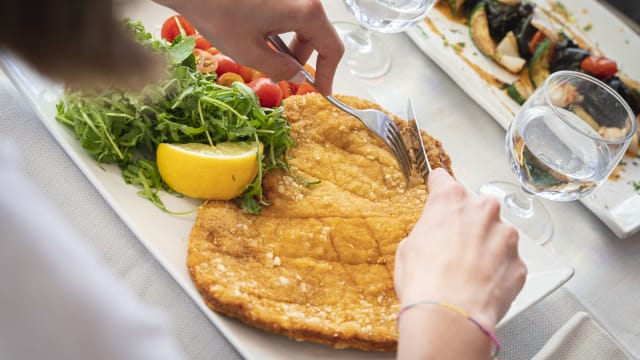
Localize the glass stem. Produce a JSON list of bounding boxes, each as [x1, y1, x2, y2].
[[503, 190, 536, 219], [351, 24, 373, 47]]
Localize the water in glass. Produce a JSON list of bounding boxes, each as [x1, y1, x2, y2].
[[508, 105, 611, 201], [343, 0, 435, 33]]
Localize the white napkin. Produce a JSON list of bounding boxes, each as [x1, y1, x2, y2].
[[532, 311, 631, 360]]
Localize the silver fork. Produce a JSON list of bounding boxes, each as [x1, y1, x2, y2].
[[266, 34, 412, 184]]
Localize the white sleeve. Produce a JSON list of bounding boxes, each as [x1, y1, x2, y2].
[[0, 140, 186, 360]]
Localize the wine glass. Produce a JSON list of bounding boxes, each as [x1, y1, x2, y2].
[[335, 0, 435, 78], [480, 71, 637, 245]]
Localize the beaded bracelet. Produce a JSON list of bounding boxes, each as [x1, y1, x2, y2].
[[396, 300, 500, 359]]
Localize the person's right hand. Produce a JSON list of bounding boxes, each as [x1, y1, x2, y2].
[[394, 168, 527, 333], [155, 0, 344, 95]]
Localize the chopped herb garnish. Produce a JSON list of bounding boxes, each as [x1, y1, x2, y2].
[[583, 24, 592, 31]]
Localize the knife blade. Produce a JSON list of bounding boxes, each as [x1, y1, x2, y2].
[[407, 99, 432, 184]]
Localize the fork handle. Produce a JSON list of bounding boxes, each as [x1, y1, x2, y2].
[[266, 34, 359, 119]]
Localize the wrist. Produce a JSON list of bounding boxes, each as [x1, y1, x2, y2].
[[397, 303, 497, 360], [399, 283, 499, 335]]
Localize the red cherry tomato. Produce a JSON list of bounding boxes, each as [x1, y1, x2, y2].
[[528, 31, 545, 55], [238, 65, 257, 83], [213, 54, 240, 77], [277, 81, 297, 98], [194, 34, 212, 50], [296, 82, 317, 95], [248, 78, 283, 108], [193, 49, 218, 74], [160, 15, 196, 43], [251, 71, 269, 81], [580, 56, 618, 79], [205, 46, 220, 55], [217, 72, 244, 87]]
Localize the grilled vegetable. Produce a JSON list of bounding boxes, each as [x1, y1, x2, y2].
[[507, 79, 533, 104], [549, 38, 589, 73], [462, 0, 483, 14], [469, 2, 496, 57], [496, 31, 519, 56], [485, 0, 534, 42], [606, 76, 640, 115], [447, 0, 466, 16], [529, 38, 553, 88], [515, 15, 537, 59]]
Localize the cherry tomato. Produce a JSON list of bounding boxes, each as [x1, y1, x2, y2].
[[277, 81, 297, 98], [205, 46, 220, 55], [296, 82, 317, 95], [251, 71, 269, 81], [238, 65, 257, 83], [217, 72, 244, 87], [194, 34, 212, 50], [193, 49, 218, 74], [161, 15, 196, 43], [528, 31, 545, 55], [213, 54, 240, 77], [580, 56, 618, 79], [248, 78, 283, 108]]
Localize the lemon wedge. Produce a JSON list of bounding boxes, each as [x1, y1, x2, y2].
[[157, 142, 263, 200]]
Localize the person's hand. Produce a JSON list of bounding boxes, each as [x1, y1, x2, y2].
[[155, 0, 344, 95], [394, 168, 527, 332]]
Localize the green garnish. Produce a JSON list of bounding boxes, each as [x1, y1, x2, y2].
[[55, 20, 295, 214]]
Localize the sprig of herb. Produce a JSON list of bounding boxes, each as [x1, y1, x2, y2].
[[55, 20, 295, 214]]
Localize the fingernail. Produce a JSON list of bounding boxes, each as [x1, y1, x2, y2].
[[289, 71, 306, 84]]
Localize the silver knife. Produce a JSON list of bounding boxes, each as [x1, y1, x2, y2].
[[407, 99, 432, 184]]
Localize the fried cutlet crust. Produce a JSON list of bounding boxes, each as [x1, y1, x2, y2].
[[188, 94, 453, 351]]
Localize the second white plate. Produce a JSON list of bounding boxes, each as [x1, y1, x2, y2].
[[406, 0, 640, 238]]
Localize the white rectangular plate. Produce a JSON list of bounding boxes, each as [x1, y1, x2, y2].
[[0, 1, 573, 357], [407, 0, 640, 238]]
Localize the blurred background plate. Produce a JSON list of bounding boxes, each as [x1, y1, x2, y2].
[[406, 0, 640, 238]]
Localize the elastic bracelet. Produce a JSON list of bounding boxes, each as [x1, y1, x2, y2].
[[397, 300, 500, 359]]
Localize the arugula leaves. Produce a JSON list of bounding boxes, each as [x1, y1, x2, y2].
[[55, 20, 295, 214]]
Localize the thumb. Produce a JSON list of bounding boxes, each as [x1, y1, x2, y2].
[[427, 168, 453, 192]]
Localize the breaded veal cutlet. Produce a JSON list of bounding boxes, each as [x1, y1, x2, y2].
[[187, 94, 453, 351]]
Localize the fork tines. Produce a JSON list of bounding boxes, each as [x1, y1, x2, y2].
[[384, 122, 412, 184]]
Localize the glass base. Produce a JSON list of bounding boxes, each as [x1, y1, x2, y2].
[[479, 181, 553, 246], [333, 21, 391, 79]]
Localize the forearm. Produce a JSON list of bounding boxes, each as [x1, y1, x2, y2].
[[397, 305, 492, 360]]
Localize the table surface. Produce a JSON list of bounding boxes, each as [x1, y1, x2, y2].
[[1, 1, 639, 358]]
